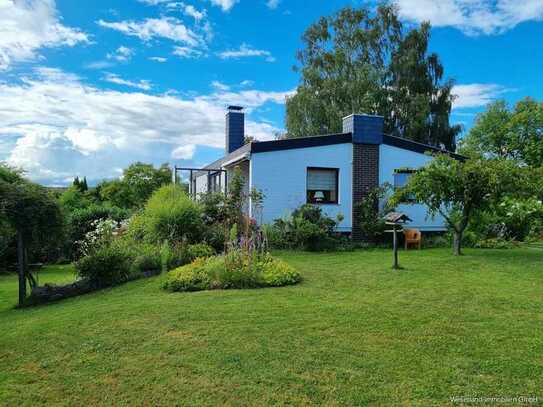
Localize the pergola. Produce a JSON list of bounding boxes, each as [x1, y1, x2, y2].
[[173, 166, 228, 198]]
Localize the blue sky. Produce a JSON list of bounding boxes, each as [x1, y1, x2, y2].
[[1, 0, 543, 186]]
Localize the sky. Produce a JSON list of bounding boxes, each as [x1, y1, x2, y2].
[[1, 0, 543, 186]]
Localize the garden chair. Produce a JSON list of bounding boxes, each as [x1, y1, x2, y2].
[[404, 228, 421, 250]]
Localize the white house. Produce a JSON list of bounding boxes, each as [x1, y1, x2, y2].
[[189, 106, 461, 240]]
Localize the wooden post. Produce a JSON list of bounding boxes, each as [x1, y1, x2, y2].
[[17, 230, 26, 306], [392, 224, 399, 270]]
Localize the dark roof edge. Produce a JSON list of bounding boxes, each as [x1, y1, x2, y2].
[[383, 135, 466, 160], [250, 133, 352, 154]]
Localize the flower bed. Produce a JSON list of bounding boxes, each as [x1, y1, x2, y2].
[[163, 252, 301, 292]]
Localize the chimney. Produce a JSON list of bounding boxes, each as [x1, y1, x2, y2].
[[342, 114, 383, 144], [226, 105, 245, 154]]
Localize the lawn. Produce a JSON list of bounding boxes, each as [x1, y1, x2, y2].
[[0, 249, 542, 406]]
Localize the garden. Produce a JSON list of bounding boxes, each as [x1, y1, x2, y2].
[[1, 18, 543, 401], [0, 248, 542, 405]]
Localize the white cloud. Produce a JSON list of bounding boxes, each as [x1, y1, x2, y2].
[[178, 3, 207, 21], [171, 144, 196, 159], [218, 43, 275, 62], [172, 46, 204, 58], [84, 60, 115, 70], [97, 17, 201, 46], [452, 83, 508, 109], [138, 0, 171, 4], [240, 80, 254, 87], [209, 0, 238, 12], [149, 56, 168, 63], [140, 0, 208, 21], [211, 80, 230, 91], [0, 68, 289, 185], [266, 0, 280, 9], [0, 0, 88, 70], [395, 0, 543, 35], [103, 73, 152, 91], [106, 46, 134, 62]]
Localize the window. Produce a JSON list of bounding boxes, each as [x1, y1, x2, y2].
[[394, 169, 416, 201], [307, 167, 339, 204], [209, 172, 222, 193]]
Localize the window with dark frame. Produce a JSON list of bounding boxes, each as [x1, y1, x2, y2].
[[307, 167, 339, 204], [393, 168, 416, 202], [209, 173, 221, 193]]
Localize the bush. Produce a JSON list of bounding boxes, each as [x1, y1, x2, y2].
[[140, 185, 204, 244], [68, 204, 130, 259], [131, 253, 162, 274], [422, 234, 449, 249], [187, 243, 215, 260], [125, 211, 147, 242], [162, 257, 215, 292], [474, 238, 520, 249], [354, 184, 390, 243], [202, 223, 226, 253], [261, 258, 301, 286], [199, 192, 227, 225], [163, 252, 301, 292], [269, 204, 342, 251], [75, 245, 132, 287], [161, 242, 215, 271]]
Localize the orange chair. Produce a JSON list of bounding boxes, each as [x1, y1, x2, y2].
[[404, 229, 421, 250]]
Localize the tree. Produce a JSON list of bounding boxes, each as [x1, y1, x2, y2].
[[461, 98, 543, 167], [98, 162, 172, 209], [386, 23, 461, 150], [81, 177, 88, 192], [286, 4, 460, 150], [59, 186, 92, 211], [99, 179, 135, 209], [391, 155, 523, 255], [72, 176, 88, 192], [0, 164, 63, 305], [123, 162, 172, 207]]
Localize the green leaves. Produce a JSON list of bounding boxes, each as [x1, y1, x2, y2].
[[461, 98, 543, 167], [97, 162, 172, 209], [286, 4, 459, 149], [391, 155, 528, 254]]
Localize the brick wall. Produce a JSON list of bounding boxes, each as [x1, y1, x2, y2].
[[352, 144, 380, 241]]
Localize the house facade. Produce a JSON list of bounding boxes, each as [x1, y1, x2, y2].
[[190, 106, 461, 238]]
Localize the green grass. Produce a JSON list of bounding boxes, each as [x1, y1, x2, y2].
[[0, 249, 542, 406]]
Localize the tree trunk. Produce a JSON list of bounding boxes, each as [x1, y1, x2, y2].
[[17, 230, 26, 306], [453, 229, 463, 256]]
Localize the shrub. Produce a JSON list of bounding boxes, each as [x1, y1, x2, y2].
[[163, 252, 300, 292], [354, 184, 390, 243], [162, 257, 215, 292], [203, 223, 226, 252], [125, 211, 147, 242], [160, 242, 215, 271], [199, 192, 227, 225], [141, 185, 204, 244], [68, 204, 130, 259], [159, 243, 185, 271], [261, 258, 301, 286], [270, 204, 342, 251], [218, 249, 262, 288], [422, 234, 449, 249], [77, 218, 120, 257], [474, 238, 520, 249], [132, 255, 162, 273], [75, 245, 132, 287], [187, 243, 215, 260]]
